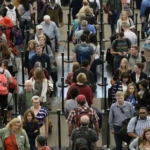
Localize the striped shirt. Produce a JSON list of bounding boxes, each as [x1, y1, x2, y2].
[[109, 101, 134, 130], [35, 107, 48, 127], [127, 116, 150, 137]]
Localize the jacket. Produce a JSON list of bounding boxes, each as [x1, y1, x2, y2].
[[30, 78, 48, 102], [18, 89, 39, 116], [23, 122, 40, 145], [129, 137, 141, 150], [0, 128, 30, 150], [40, 4, 63, 24]]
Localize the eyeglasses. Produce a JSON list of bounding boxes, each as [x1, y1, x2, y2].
[[120, 108, 124, 113], [139, 112, 146, 114], [32, 102, 40, 104]]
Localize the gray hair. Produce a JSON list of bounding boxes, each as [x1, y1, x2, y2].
[[25, 80, 33, 86], [31, 96, 40, 102], [43, 15, 50, 21], [34, 61, 42, 69]]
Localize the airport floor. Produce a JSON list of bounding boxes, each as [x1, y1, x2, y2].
[[4, 1, 150, 150]]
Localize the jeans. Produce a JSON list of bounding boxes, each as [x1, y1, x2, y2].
[[90, 59, 97, 82], [114, 125, 122, 150], [20, 19, 31, 43], [113, 61, 120, 73], [110, 11, 120, 33]]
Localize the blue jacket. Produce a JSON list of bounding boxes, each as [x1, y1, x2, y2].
[[140, 0, 150, 17]]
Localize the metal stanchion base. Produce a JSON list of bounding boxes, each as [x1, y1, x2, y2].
[[58, 83, 68, 88], [64, 59, 73, 63], [60, 111, 65, 115], [101, 145, 115, 150], [53, 146, 68, 150], [98, 82, 108, 86]]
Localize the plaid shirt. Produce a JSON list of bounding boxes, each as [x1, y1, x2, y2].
[[66, 106, 99, 124]]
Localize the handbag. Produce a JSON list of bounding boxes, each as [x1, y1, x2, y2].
[[12, 65, 18, 74]]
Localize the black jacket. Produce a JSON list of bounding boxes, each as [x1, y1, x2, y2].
[[131, 72, 147, 83], [23, 122, 40, 145]]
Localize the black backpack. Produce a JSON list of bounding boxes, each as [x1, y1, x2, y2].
[[87, 0, 98, 15], [73, 127, 93, 150]]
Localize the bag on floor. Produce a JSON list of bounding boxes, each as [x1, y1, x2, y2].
[[0, 69, 8, 95], [48, 118, 53, 134]]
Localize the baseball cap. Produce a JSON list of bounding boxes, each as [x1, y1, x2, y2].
[[36, 25, 43, 30], [76, 95, 86, 102], [50, 0, 55, 3]]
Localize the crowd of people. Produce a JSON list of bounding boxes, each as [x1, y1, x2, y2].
[[0, 0, 149, 149]]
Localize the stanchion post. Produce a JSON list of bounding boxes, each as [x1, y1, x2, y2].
[[61, 77, 65, 114], [58, 52, 68, 87], [53, 109, 67, 150], [12, 93, 19, 115], [67, 13, 70, 31], [21, 51, 25, 85], [149, 76, 150, 89], [64, 31, 73, 63], [137, 31, 140, 47], [135, 13, 138, 31], [57, 109, 61, 149], [99, 31, 102, 58], [98, 52, 108, 86], [101, 109, 115, 150], [132, 0, 135, 21]]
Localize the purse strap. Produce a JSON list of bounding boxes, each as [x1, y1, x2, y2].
[[10, 133, 17, 150]]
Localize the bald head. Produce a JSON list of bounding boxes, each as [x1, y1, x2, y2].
[[80, 115, 90, 126]]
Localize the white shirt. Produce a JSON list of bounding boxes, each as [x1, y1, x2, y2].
[[122, 84, 127, 94], [124, 30, 137, 45]]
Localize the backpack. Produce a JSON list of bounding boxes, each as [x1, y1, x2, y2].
[[12, 26, 23, 45], [77, 45, 91, 64], [6, 6, 16, 25], [87, 0, 98, 15], [73, 127, 93, 150], [0, 69, 8, 95], [85, 71, 97, 92], [74, 108, 93, 128]]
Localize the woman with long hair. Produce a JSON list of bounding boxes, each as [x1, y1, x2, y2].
[[116, 10, 135, 33], [24, 40, 36, 74], [0, 118, 30, 150], [23, 109, 40, 150], [131, 63, 147, 90], [30, 68, 48, 108], [112, 71, 132, 103], [0, 43, 16, 76], [112, 58, 131, 84], [89, 33, 100, 82], [65, 62, 80, 85], [66, 73, 93, 107], [18, 0, 33, 43], [138, 79, 150, 110], [129, 127, 150, 150], [124, 82, 139, 110]]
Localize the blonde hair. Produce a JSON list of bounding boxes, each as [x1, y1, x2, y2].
[[76, 73, 87, 83], [82, 0, 88, 5], [78, 13, 85, 24], [84, 6, 93, 15], [119, 58, 130, 72], [33, 68, 45, 82], [120, 11, 128, 21], [6, 118, 22, 133], [27, 40, 36, 51], [38, 35, 46, 41], [116, 91, 124, 97]]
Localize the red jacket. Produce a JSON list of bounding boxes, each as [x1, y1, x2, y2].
[[66, 83, 93, 107]]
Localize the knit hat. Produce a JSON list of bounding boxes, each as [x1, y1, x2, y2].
[[76, 95, 86, 102]]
